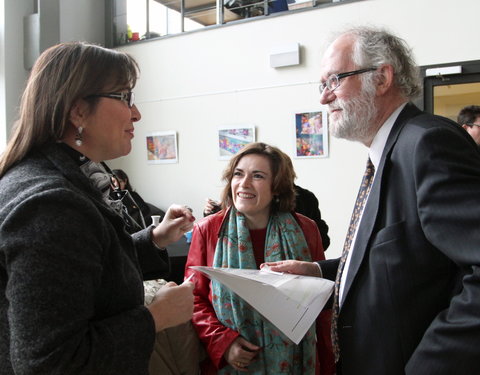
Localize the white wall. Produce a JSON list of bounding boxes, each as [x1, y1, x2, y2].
[[0, 0, 5, 153], [59, 0, 105, 44], [0, 0, 105, 149], [0, 0, 34, 153], [109, 0, 480, 259]]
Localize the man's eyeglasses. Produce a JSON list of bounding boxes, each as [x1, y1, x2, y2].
[[319, 67, 377, 94], [466, 123, 480, 127], [88, 91, 135, 108]]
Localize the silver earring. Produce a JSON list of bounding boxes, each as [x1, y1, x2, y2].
[[75, 126, 83, 146]]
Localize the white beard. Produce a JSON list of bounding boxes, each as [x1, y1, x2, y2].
[[328, 82, 378, 144]]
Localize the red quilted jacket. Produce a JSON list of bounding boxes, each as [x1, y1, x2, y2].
[[184, 209, 335, 374]]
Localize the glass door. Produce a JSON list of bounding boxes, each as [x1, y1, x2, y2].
[[421, 60, 480, 122]]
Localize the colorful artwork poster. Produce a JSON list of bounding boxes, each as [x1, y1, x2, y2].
[[294, 110, 329, 158], [218, 126, 255, 160], [146, 131, 178, 164]]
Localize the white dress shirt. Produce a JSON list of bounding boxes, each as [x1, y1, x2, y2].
[[338, 102, 407, 305]]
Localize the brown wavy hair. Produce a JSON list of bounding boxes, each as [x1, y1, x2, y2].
[[220, 142, 296, 213], [0, 42, 139, 177]]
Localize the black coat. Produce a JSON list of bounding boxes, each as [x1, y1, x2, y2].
[[294, 184, 330, 250], [0, 143, 170, 375]]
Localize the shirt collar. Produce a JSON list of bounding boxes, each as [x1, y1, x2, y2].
[[369, 102, 407, 170]]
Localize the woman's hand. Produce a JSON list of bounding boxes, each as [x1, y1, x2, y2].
[[146, 281, 194, 332], [261, 260, 321, 277], [151, 204, 195, 248], [224, 336, 261, 372]]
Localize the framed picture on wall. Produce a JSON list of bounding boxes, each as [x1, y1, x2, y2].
[[146, 131, 178, 164], [293, 110, 329, 158], [218, 125, 256, 160]]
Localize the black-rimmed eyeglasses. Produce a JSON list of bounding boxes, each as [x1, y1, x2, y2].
[[319, 67, 377, 94], [88, 91, 135, 108], [466, 123, 480, 127]]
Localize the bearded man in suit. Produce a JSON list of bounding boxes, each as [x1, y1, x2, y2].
[[264, 26, 480, 375]]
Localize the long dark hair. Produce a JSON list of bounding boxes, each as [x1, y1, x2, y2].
[[112, 169, 134, 192]]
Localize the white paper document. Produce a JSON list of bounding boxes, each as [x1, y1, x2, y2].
[[190, 266, 334, 345]]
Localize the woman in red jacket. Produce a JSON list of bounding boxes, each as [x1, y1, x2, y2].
[[185, 142, 334, 374]]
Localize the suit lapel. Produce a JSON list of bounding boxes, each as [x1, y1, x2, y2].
[[340, 103, 422, 307]]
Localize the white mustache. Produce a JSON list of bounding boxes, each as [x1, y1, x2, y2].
[[327, 102, 343, 114]]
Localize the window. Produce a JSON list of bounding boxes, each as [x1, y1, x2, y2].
[[107, 0, 352, 47]]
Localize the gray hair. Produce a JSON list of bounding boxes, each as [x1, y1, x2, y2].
[[342, 26, 422, 100]]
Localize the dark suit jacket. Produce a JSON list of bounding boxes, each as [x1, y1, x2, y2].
[[320, 103, 480, 375]]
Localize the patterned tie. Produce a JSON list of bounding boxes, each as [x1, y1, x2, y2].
[[331, 158, 375, 362]]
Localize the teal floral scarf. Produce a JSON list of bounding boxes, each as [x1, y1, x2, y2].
[[212, 207, 316, 374]]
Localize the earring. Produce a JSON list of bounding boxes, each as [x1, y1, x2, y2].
[[274, 195, 280, 203], [75, 126, 83, 146]]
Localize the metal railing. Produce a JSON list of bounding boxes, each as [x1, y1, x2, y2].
[[107, 0, 350, 47]]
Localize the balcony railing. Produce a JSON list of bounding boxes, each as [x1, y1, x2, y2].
[[107, 0, 348, 47]]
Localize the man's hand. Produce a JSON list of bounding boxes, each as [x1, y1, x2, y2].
[[203, 198, 221, 217], [261, 260, 321, 277]]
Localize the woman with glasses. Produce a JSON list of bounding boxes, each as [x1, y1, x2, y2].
[[0, 42, 195, 375], [185, 142, 334, 375]]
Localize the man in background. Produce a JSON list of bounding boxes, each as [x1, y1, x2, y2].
[[457, 104, 480, 146]]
